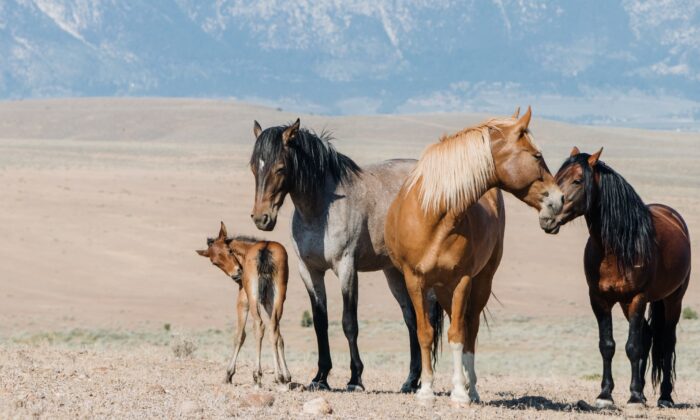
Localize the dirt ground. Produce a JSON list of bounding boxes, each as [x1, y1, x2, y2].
[[1, 98, 699, 418]]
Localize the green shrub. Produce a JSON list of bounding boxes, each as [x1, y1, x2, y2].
[[301, 310, 313, 328], [682, 307, 698, 320]]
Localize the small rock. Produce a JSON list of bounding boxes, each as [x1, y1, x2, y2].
[[148, 384, 166, 395], [240, 392, 275, 408], [303, 397, 333, 415], [179, 400, 202, 416]]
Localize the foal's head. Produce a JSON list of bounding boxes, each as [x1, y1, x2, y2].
[[490, 107, 564, 233], [196, 222, 243, 283]]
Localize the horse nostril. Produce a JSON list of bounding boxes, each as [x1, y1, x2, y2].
[[262, 214, 270, 225], [560, 195, 564, 205], [250, 214, 254, 219]]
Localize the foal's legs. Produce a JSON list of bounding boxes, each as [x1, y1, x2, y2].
[[225, 289, 249, 383], [590, 294, 615, 407], [263, 302, 285, 383], [405, 271, 435, 400], [624, 294, 648, 406], [247, 292, 266, 387], [336, 257, 364, 391], [272, 281, 292, 383], [384, 267, 422, 393], [298, 261, 332, 390]]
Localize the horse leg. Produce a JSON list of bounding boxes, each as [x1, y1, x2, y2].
[[298, 261, 331, 390], [404, 271, 435, 400], [655, 280, 687, 408], [590, 294, 615, 408], [248, 299, 265, 387], [276, 332, 292, 383], [271, 278, 292, 384], [624, 294, 648, 406], [336, 257, 364, 391], [446, 275, 471, 404], [384, 267, 421, 393], [225, 288, 249, 383], [263, 302, 284, 384]]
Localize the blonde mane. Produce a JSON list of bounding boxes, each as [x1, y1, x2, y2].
[[406, 118, 517, 214]]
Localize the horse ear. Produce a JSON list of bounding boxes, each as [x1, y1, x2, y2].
[[282, 118, 300, 146], [514, 106, 532, 133], [570, 146, 580, 157], [218, 221, 228, 240], [511, 106, 520, 119], [196, 249, 209, 257], [588, 147, 603, 167], [253, 120, 262, 139]]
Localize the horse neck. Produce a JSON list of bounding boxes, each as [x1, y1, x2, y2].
[[584, 197, 604, 249], [289, 176, 335, 223]]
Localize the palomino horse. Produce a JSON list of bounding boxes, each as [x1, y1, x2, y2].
[[554, 148, 691, 408], [196, 222, 292, 386], [385, 107, 564, 403], [248, 119, 441, 392]]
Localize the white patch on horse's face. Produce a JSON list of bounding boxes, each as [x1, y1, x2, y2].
[[259, 159, 265, 171]]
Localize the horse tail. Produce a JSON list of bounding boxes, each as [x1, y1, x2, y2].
[[649, 299, 673, 389], [256, 245, 276, 306], [427, 289, 444, 369]]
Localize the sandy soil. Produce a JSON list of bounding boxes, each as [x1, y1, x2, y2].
[[1, 98, 699, 418]]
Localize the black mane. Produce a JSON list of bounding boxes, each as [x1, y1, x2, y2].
[[560, 154, 655, 276], [250, 123, 361, 194]]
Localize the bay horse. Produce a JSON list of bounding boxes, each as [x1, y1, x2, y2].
[[196, 222, 292, 386], [554, 147, 691, 408], [385, 107, 564, 403], [248, 118, 442, 392]]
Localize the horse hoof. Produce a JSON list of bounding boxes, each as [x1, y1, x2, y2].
[[400, 380, 420, 394], [595, 398, 614, 409], [224, 371, 234, 384], [308, 380, 331, 391], [450, 390, 469, 405], [658, 399, 674, 408], [346, 384, 365, 392], [625, 401, 646, 410], [415, 388, 435, 401]]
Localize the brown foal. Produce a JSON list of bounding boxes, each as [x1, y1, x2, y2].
[[196, 222, 291, 386], [554, 148, 691, 408], [385, 107, 564, 403]]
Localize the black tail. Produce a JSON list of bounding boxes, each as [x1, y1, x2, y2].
[[427, 290, 444, 369], [649, 300, 674, 389], [256, 245, 276, 306]]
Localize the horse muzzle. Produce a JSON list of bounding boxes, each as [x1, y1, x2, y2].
[[539, 189, 564, 234], [251, 209, 278, 231]]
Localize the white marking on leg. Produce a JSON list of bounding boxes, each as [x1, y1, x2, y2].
[[450, 342, 468, 402], [462, 352, 480, 403]]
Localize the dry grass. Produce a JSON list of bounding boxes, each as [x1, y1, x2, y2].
[[2, 316, 700, 419]]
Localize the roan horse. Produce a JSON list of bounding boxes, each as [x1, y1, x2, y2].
[[385, 107, 564, 403], [248, 119, 441, 392], [554, 148, 691, 408], [196, 222, 292, 386]]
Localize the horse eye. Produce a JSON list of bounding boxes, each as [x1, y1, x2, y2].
[[573, 179, 582, 185]]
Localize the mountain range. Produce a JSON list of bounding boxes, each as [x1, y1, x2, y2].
[[1, 0, 699, 129]]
